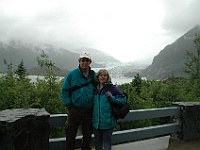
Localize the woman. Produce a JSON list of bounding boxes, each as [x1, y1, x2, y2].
[[92, 69, 127, 150]]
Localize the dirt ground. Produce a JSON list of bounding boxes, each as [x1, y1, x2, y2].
[[167, 138, 200, 150]]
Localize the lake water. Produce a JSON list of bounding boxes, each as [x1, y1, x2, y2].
[[111, 77, 133, 85], [28, 75, 133, 85], [0, 74, 134, 85], [27, 73, 148, 85]]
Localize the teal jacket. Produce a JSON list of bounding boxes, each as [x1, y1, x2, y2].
[[60, 67, 96, 110], [92, 82, 127, 129]]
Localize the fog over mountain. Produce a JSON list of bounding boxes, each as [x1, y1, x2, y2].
[[0, 39, 148, 78]]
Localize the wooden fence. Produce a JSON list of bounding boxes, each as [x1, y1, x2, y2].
[[49, 106, 180, 150]]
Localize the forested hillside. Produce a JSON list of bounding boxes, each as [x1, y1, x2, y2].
[[142, 25, 200, 80]]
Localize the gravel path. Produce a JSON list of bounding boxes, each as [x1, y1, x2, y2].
[[168, 138, 200, 150]]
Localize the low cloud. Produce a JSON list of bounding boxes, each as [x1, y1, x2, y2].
[[161, 0, 200, 35]]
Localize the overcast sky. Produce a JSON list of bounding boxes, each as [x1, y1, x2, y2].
[[1, 0, 200, 63]]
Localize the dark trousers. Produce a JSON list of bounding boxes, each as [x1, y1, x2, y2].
[[65, 107, 92, 150], [93, 127, 114, 150]]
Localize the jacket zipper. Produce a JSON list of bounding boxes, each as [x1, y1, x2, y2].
[[98, 89, 102, 129]]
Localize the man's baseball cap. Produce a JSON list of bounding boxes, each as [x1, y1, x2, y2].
[[79, 52, 91, 60]]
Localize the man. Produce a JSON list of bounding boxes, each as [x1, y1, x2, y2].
[[61, 52, 96, 150]]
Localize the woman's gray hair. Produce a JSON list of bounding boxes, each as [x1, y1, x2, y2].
[[96, 69, 111, 82]]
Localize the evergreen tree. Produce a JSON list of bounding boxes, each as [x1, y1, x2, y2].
[[185, 33, 200, 80], [15, 59, 27, 80], [131, 73, 142, 95], [184, 33, 200, 98]]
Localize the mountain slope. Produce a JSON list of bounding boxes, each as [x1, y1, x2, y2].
[[142, 25, 200, 80], [0, 41, 107, 73]]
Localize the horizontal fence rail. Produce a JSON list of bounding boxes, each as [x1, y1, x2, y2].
[[49, 106, 181, 150]]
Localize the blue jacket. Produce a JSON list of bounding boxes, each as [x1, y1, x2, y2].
[[60, 67, 96, 110], [92, 82, 127, 129]]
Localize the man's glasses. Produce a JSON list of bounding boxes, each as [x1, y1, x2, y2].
[[81, 58, 90, 62]]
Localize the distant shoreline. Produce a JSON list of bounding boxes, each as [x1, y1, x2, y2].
[[0, 74, 146, 85]]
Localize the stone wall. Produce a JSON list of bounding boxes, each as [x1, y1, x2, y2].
[[0, 108, 50, 150], [173, 102, 200, 141]]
